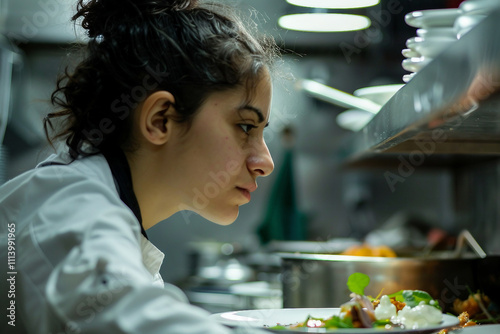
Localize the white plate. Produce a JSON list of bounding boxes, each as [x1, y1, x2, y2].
[[460, 0, 500, 15], [403, 72, 416, 83], [402, 48, 421, 58], [406, 36, 456, 58], [416, 27, 457, 39], [454, 13, 487, 38], [405, 9, 461, 28], [449, 324, 500, 333], [353, 84, 404, 106], [402, 57, 432, 73], [210, 308, 461, 333], [336, 109, 374, 131]]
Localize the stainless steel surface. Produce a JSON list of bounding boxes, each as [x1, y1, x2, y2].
[[279, 253, 500, 312], [340, 8, 500, 167], [229, 281, 282, 310], [186, 241, 255, 287], [185, 289, 239, 314], [454, 160, 500, 255]]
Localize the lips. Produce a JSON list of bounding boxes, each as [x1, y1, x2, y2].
[[236, 183, 257, 202], [237, 187, 251, 201]]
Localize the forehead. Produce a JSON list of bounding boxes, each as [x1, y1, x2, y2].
[[245, 70, 273, 108], [203, 73, 272, 113]]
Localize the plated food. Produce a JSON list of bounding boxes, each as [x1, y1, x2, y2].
[[270, 273, 448, 331], [211, 308, 460, 333], [211, 273, 470, 333]]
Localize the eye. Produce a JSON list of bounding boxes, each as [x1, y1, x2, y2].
[[238, 124, 257, 135]]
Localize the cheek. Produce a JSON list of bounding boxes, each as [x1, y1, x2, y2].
[[207, 137, 244, 177], [187, 120, 246, 183]]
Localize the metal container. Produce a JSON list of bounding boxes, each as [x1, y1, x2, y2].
[[280, 253, 500, 312]]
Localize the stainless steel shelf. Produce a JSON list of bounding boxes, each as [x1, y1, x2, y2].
[[340, 9, 500, 168]]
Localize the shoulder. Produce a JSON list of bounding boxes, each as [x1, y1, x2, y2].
[[0, 152, 139, 237], [36, 151, 116, 189], [1, 152, 116, 209]]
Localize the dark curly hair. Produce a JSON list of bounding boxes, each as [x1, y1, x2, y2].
[[45, 0, 279, 158]]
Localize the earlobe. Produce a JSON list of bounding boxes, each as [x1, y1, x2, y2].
[[139, 91, 176, 145]]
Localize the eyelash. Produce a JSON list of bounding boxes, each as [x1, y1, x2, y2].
[[238, 124, 257, 135]]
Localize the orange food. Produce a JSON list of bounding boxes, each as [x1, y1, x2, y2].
[[392, 299, 406, 312], [372, 297, 406, 311], [453, 293, 490, 318], [372, 245, 397, 257], [341, 244, 397, 257], [438, 312, 477, 334]]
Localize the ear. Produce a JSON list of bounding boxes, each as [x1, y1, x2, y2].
[[138, 91, 176, 145]]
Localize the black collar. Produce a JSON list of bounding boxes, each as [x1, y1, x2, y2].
[[102, 149, 148, 239]]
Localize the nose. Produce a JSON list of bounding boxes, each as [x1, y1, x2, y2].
[[248, 138, 274, 177]]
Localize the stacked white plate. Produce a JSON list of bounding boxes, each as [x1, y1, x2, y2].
[[402, 1, 500, 82], [455, 0, 500, 38], [402, 8, 461, 82]]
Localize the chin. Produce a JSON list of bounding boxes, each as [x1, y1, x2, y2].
[[201, 207, 239, 226]]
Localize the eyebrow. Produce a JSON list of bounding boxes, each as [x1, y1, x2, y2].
[[239, 105, 265, 123]]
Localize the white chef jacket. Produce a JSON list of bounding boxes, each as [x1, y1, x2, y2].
[[0, 150, 268, 334]]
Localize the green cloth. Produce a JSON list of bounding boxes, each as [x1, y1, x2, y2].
[[257, 149, 307, 243]]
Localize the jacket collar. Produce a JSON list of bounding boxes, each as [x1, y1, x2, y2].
[[102, 149, 148, 239]]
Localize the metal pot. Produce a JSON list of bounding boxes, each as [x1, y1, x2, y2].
[[279, 252, 500, 312]]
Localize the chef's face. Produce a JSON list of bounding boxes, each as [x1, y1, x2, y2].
[[170, 71, 274, 225]]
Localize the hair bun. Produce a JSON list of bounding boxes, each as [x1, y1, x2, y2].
[[74, 0, 199, 38], [165, 0, 198, 11]]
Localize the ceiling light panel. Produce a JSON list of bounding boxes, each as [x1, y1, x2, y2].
[[278, 13, 371, 32], [286, 0, 380, 9]]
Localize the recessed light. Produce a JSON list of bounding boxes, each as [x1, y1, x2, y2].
[[286, 0, 380, 9], [278, 13, 371, 32]]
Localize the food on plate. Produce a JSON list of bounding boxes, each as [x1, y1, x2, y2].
[[271, 273, 445, 330], [457, 311, 478, 327], [437, 292, 500, 333], [437, 311, 477, 333], [441, 291, 500, 332], [453, 292, 491, 318], [341, 244, 397, 257], [372, 295, 406, 313], [270, 273, 499, 331]]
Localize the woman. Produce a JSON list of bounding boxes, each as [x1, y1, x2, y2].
[[0, 0, 279, 332]]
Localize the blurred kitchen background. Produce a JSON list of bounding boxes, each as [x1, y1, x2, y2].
[[2, 0, 500, 313]]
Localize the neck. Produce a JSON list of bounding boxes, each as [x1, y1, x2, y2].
[[124, 149, 178, 230]]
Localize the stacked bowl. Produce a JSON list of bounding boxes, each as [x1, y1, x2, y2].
[[402, 8, 461, 82], [455, 0, 500, 38], [402, 1, 500, 83]]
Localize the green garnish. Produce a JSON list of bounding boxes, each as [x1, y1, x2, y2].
[[388, 290, 441, 310], [347, 272, 370, 295], [373, 319, 392, 327], [346, 273, 441, 311], [324, 315, 353, 328], [269, 325, 287, 330], [272, 273, 447, 331]]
